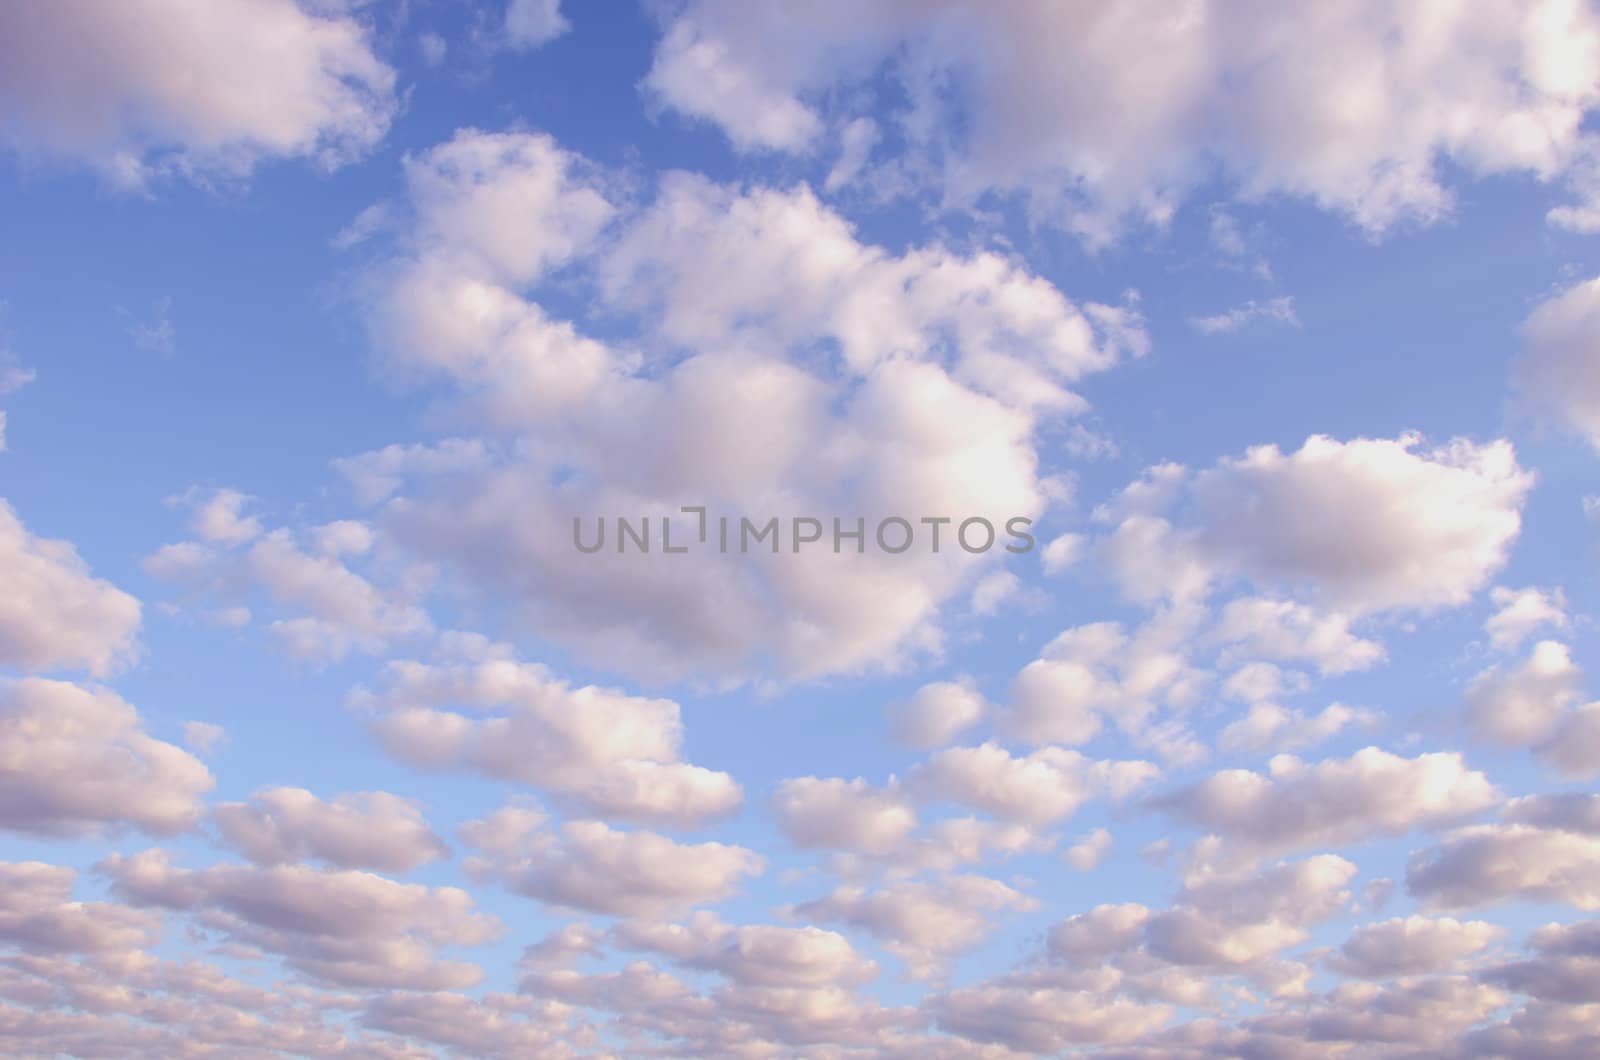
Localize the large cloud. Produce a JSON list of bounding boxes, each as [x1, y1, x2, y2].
[[0, 678, 212, 837], [0, 0, 395, 186], [643, 0, 1600, 240], [346, 128, 1144, 683], [0, 499, 140, 676]]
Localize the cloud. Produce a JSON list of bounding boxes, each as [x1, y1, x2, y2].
[[1515, 275, 1600, 453], [351, 129, 1145, 683], [358, 645, 742, 829], [144, 518, 431, 665], [1485, 586, 1569, 652], [213, 788, 450, 873], [1213, 596, 1385, 676], [0, 0, 395, 186], [1408, 823, 1600, 911], [791, 874, 1037, 980], [0, 499, 141, 676], [641, 1, 1600, 241], [1096, 434, 1532, 613], [771, 777, 916, 855], [1326, 916, 1504, 978], [0, 677, 212, 837], [1218, 701, 1375, 754], [101, 849, 500, 990], [1064, 827, 1113, 871], [611, 912, 879, 988], [887, 677, 988, 751], [1189, 296, 1299, 335], [503, 0, 569, 50], [908, 742, 1159, 826], [0, 861, 158, 957], [1156, 747, 1498, 855], [1539, 701, 1600, 778], [1465, 639, 1584, 747], [181, 720, 227, 757], [933, 983, 1172, 1052], [1504, 792, 1600, 836], [459, 810, 763, 917]]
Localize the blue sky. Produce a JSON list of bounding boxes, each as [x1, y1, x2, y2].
[[3, 1, 1600, 1057]]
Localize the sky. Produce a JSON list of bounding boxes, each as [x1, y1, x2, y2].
[[2, 0, 1600, 1056]]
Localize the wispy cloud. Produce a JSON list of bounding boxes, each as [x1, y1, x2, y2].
[[1189, 295, 1300, 335]]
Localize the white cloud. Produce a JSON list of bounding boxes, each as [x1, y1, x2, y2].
[[1064, 827, 1113, 872], [359, 649, 742, 829], [101, 848, 499, 990], [792, 874, 1037, 980], [641, 1, 1600, 241], [503, 0, 569, 49], [353, 131, 1146, 684], [933, 983, 1172, 1052], [0, 0, 396, 186], [1187, 434, 1531, 613], [1213, 596, 1385, 676], [1539, 701, 1600, 778], [612, 912, 879, 988], [887, 677, 988, 751], [1327, 916, 1504, 978], [1189, 296, 1299, 335], [1485, 586, 1569, 652], [1466, 640, 1584, 747], [1218, 701, 1375, 754], [0, 678, 212, 837], [213, 787, 449, 873], [771, 777, 916, 855], [909, 742, 1159, 826], [1515, 275, 1600, 453], [181, 720, 227, 757], [1504, 792, 1600, 835], [0, 499, 141, 676], [0, 861, 158, 957], [144, 519, 431, 665], [460, 812, 763, 917], [1408, 823, 1600, 911], [1158, 747, 1498, 854]]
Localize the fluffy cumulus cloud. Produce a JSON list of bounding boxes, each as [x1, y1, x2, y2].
[[1408, 823, 1600, 911], [644, 0, 1600, 240], [347, 127, 1144, 683], [1157, 747, 1499, 855], [792, 874, 1037, 980], [0, 0, 396, 185], [1465, 639, 1584, 747], [1326, 915, 1504, 978], [8, 7, 1600, 1058], [0, 500, 141, 676], [356, 642, 742, 828], [212, 787, 449, 873], [459, 808, 762, 917], [0, 678, 212, 837], [144, 511, 431, 665], [1095, 433, 1533, 613], [1516, 275, 1600, 451], [100, 848, 500, 990]]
